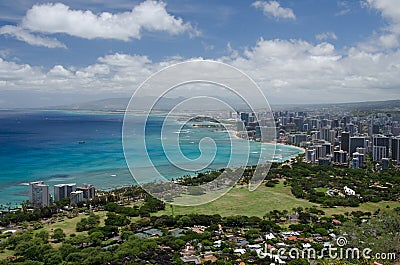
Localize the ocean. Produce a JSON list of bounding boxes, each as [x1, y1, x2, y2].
[[0, 110, 303, 206]]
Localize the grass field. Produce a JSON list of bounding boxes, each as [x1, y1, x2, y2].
[[322, 201, 400, 216], [156, 182, 400, 217], [157, 182, 318, 217], [41, 210, 108, 235], [0, 249, 14, 260]]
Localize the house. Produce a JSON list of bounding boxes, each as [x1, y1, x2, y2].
[[213, 240, 222, 248], [266, 232, 276, 240], [237, 239, 249, 247], [281, 231, 300, 237], [247, 244, 262, 251], [343, 186, 355, 196], [202, 254, 217, 263], [181, 243, 196, 256], [332, 219, 342, 225], [180, 255, 201, 265], [234, 248, 246, 255]]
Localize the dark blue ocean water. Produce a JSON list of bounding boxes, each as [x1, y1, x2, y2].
[[0, 110, 302, 206]]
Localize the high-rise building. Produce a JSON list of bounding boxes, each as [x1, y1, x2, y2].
[[353, 152, 365, 168], [391, 136, 400, 164], [322, 142, 332, 155], [373, 146, 387, 161], [352, 157, 359, 169], [306, 149, 316, 163], [320, 127, 330, 141], [382, 158, 390, 170], [236, 120, 245, 131], [70, 191, 84, 205], [372, 124, 380, 135], [54, 183, 76, 202], [350, 136, 367, 156], [356, 147, 367, 155], [288, 133, 307, 145], [314, 145, 326, 159], [240, 112, 249, 125], [329, 130, 336, 144], [333, 150, 348, 165], [29, 181, 50, 207], [373, 135, 390, 158], [77, 184, 96, 200], [341, 132, 350, 153], [318, 157, 330, 166]]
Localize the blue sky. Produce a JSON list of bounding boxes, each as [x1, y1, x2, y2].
[[0, 0, 399, 107]]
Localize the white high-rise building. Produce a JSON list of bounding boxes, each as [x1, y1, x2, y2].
[[29, 181, 50, 207], [373, 146, 387, 162], [70, 191, 84, 205], [54, 183, 76, 201]]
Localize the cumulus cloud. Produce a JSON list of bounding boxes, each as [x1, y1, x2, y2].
[[0, 25, 66, 48], [221, 38, 400, 103], [1, 36, 400, 104], [316, 32, 338, 41], [0, 0, 198, 48], [21, 1, 198, 41], [363, 0, 400, 48], [252, 1, 296, 20]]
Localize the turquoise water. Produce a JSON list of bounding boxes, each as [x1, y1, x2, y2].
[[0, 110, 303, 206]]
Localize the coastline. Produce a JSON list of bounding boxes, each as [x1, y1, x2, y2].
[[0, 111, 305, 207]]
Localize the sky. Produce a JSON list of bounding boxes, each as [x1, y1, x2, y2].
[[0, 0, 400, 108]]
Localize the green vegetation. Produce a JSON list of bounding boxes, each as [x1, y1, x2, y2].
[[0, 156, 399, 264], [157, 181, 317, 217]]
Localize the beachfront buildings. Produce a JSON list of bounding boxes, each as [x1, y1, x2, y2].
[[70, 190, 84, 205], [54, 183, 76, 201], [244, 109, 400, 168], [28, 181, 95, 207], [76, 184, 96, 200], [29, 181, 51, 207]]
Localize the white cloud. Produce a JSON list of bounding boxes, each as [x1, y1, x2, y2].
[[0, 25, 66, 48], [363, 0, 400, 48], [222, 38, 400, 103], [252, 1, 296, 20], [379, 33, 399, 48], [1, 36, 400, 104], [365, 0, 400, 24], [21, 1, 198, 41], [316, 32, 338, 41]]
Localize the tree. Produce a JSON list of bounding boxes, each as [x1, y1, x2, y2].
[[177, 216, 193, 227], [89, 231, 104, 246], [35, 230, 49, 243], [52, 228, 66, 242], [43, 248, 63, 265], [105, 212, 130, 226]]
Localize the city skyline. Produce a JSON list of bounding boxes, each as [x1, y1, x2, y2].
[[1, 0, 400, 108]]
